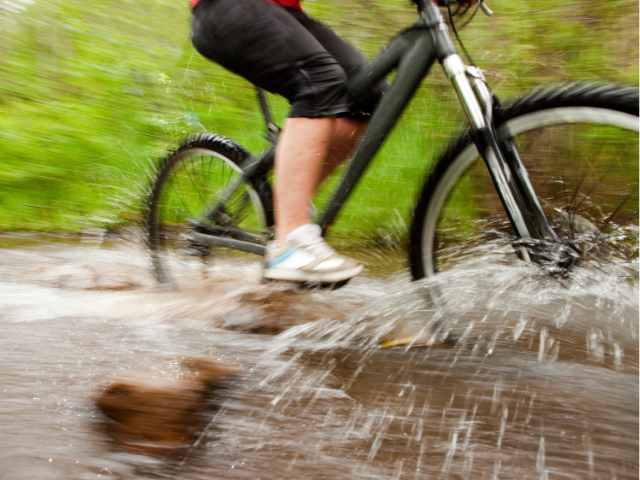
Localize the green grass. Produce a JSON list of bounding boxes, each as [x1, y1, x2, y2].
[[0, 0, 637, 238]]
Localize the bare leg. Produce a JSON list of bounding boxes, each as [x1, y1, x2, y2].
[[274, 117, 333, 243], [319, 117, 367, 183], [274, 116, 368, 244]]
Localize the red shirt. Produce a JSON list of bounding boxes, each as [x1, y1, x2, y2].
[[191, 0, 302, 10], [272, 0, 302, 9]]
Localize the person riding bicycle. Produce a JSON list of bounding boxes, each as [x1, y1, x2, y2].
[[190, 0, 473, 284]]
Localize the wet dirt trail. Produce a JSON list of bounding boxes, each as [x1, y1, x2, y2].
[[0, 236, 637, 479]]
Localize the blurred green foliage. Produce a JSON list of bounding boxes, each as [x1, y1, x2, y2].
[[0, 0, 637, 236]]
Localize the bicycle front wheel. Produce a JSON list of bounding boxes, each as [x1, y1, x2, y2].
[[410, 83, 639, 279], [145, 134, 274, 287]]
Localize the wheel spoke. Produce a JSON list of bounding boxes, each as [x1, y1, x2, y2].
[[146, 142, 271, 286], [414, 99, 639, 279]]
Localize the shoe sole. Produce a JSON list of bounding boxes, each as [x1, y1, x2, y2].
[[262, 278, 353, 290], [262, 265, 363, 284]]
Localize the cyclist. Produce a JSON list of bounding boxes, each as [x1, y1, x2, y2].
[[190, 0, 470, 284]]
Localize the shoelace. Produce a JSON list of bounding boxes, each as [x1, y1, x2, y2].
[[301, 237, 337, 262]]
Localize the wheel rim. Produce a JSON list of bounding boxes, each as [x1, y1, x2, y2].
[[150, 148, 268, 286], [421, 108, 639, 276]]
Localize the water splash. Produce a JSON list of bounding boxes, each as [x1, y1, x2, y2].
[[0, 236, 637, 479]]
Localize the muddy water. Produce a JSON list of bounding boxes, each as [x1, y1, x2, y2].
[[0, 235, 637, 480]]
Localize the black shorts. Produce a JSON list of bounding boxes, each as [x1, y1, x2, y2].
[[191, 0, 384, 118]]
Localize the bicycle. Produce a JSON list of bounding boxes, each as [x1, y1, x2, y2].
[[145, 0, 639, 288]]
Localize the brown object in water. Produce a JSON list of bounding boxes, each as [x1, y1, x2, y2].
[[222, 287, 353, 335], [94, 357, 238, 455]]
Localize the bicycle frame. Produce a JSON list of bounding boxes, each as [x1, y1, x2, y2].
[[205, 0, 558, 259]]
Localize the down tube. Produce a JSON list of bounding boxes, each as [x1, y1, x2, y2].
[[319, 33, 437, 232]]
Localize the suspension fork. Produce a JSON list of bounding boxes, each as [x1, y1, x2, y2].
[[466, 64, 559, 243], [469, 68, 559, 242], [442, 54, 559, 258]]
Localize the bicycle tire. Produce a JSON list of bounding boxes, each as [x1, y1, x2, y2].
[[409, 82, 639, 280], [145, 133, 274, 286]]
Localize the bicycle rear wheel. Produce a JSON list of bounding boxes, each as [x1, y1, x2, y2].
[[145, 134, 273, 287], [410, 83, 639, 279]]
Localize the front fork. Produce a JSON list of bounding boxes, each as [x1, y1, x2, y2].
[[442, 54, 560, 261]]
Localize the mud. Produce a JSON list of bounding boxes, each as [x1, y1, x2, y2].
[[94, 357, 238, 456]]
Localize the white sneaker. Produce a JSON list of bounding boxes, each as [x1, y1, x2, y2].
[[263, 224, 363, 284]]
